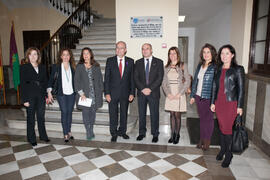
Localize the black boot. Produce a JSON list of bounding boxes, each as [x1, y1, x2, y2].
[[222, 135, 233, 168], [168, 133, 175, 143], [173, 133, 180, 144], [216, 132, 226, 161]]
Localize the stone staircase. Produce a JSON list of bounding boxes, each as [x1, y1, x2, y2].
[[6, 18, 138, 135]]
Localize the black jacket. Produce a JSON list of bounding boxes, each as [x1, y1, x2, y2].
[[20, 63, 48, 103], [134, 57, 164, 98], [211, 65, 245, 108], [48, 64, 75, 96], [104, 56, 135, 99]]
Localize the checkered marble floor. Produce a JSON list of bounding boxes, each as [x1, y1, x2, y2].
[[0, 134, 236, 180]]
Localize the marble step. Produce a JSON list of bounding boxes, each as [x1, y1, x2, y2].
[[74, 55, 108, 62], [82, 34, 116, 40], [93, 18, 115, 23], [83, 30, 116, 36], [84, 26, 116, 32], [76, 43, 115, 50], [6, 115, 137, 135], [72, 49, 115, 56], [45, 109, 109, 121], [91, 22, 116, 27], [78, 39, 115, 44], [46, 100, 109, 112]]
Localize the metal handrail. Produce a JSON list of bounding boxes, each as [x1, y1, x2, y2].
[[40, 0, 94, 74]]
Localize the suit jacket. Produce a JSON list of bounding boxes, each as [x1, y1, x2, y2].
[[134, 57, 164, 98], [47, 64, 75, 96], [74, 63, 104, 109], [20, 63, 48, 103], [104, 56, 135, 99]]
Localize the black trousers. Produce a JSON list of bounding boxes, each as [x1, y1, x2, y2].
[[26, 95, 48, 143], [137, 94, 160, 137], [109, 98, 129, 136]]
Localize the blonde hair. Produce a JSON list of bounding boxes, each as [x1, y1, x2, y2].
[[25, 47, 41, 64]]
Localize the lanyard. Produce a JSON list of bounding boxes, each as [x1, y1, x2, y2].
[[64, 67, 70, 82]]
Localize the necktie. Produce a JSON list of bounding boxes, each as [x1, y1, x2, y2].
[[145, 59, 149, 84], [119, 59, 122, 78]]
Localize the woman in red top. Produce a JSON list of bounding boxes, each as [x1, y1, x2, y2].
[[211, 44, 245, 168]]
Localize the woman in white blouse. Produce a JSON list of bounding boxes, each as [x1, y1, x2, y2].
[[47, 48, 76, 142]]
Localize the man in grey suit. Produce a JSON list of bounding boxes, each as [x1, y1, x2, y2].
[[104, 41, 135, 142], [134, 43, 164, 143]]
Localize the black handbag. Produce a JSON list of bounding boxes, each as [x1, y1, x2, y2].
[[51, 69, 59, 96], [232, 115, 249, 153]]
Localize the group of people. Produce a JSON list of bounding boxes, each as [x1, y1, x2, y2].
[[191, 43, 245, 168], [20, 41, 244, 168]]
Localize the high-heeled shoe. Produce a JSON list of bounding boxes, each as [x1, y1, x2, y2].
[[68, 133, 74, 140], [216, 151, 224, 161], [202, 140, 210, 151], [196, 139, 203, 149], [168, 133, 175, 143], [64, 135, 69, 143], [173, 134, 180, 144], [221, 153, 233, 168]]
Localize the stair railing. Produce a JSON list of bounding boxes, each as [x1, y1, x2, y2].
[[41, 0, 94, 74]]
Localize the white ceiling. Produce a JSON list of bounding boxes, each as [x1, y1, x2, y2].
[[179, 0, 232, 27]]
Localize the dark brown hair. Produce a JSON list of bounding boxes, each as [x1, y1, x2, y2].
[[217, 44, 238, 67], [78, 47, 99, 66], [165, 46, 182, 68], [24, 47, 41, 64], [57, 48, 76, 69], [199, 43, 217, 66]]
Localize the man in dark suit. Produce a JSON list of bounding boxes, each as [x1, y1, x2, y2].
[[134, 43, 164, 143], [104, 41, 135, 142]]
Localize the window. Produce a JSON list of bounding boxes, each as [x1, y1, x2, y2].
[[249, 0, 270, 76]]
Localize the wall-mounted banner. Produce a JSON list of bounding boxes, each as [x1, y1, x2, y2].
[[130, 16, 163, 38]]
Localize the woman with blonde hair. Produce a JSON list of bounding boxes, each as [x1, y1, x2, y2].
[[20, 47, 50, 146], [162, 46, 190, 144]]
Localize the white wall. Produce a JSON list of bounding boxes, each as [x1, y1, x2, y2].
[[194, 3, 232, 72], [116, 0, 179, 62], [179, 27, 195, 75], [0, 1, 67, 65], [231, 0, 253, 72]]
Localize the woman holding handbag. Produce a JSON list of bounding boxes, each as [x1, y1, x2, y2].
[[74, 47, 103, 141], [47, 48, 76, 142], [190, 43, 217, 150], [211, 44, 245, 168], [162, 47, 190, 144], [20, 47, 50, 146]]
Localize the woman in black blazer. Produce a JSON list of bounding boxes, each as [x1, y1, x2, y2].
[[20, 47, 50, 146], [47, 48, 76, 142]]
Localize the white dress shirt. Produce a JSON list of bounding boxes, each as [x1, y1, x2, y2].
[[61, 63, 74, 95], [144, 56, 153, 72]]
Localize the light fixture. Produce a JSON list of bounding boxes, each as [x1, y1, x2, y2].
[[178, 16, 185, 22]]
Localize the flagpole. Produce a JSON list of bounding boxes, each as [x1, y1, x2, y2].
[[17, 86, 20, 105], [0, 37, 6, 105], [10, 20, 20, 105]]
